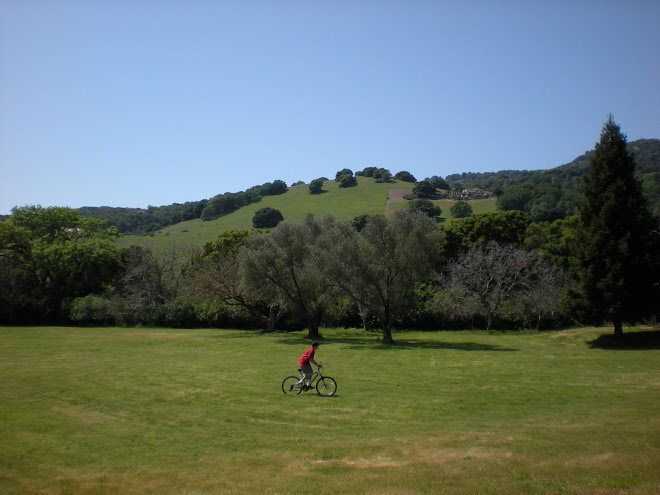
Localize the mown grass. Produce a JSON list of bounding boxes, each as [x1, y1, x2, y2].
[[117, 180, 497, 250], [2, 326, 656, 494]]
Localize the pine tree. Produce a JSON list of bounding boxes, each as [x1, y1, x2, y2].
[[566, 116, 660, 337]]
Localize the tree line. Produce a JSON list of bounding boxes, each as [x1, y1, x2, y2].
[[1, 118, 658, 340]]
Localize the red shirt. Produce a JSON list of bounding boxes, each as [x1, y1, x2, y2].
[[298, 347, 316, 366]]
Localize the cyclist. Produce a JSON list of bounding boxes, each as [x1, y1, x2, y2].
[[297, 341, 320, 390]]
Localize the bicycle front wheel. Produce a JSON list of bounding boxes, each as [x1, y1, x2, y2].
[[316, 376, 337, 396], [282, 376, 302, 395]]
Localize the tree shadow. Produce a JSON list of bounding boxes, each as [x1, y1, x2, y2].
[[274, 333, 518, 352], [588, 330, 660, 350]]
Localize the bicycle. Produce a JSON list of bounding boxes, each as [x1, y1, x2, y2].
[[282, 364, 337, 396]]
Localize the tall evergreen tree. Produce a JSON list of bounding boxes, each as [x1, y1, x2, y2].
[[566, 116, 660, 337]]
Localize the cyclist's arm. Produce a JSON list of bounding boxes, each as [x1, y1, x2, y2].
[[310, 358, 319, 368]]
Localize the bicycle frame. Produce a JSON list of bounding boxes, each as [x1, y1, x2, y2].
[[282, 365, 337, 396]]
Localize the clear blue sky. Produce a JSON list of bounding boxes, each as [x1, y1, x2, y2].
[[1, 0, 659, 215]]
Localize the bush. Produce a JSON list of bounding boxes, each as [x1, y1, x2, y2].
[[70, 295, 118, 325]]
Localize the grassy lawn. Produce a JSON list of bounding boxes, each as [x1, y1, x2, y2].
[[1, 326, 658, 494]]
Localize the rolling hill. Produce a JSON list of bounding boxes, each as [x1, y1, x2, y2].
[[117, 178, 496, 249]]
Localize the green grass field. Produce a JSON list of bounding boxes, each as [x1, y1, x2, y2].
[[1, 326, 658, 494], [117, 179, 497, 250]]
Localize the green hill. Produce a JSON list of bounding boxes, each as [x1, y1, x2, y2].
[[119, 178, 492, 249]]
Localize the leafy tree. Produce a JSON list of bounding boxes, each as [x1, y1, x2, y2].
[[335, 168, 358, 188], [407, 198, 442, 218], [566, 117, 660, 337], [440, 211, 532, 261], [335, 168, 353, 181], [378, 171, 393, 183], [413, 180, 437, 199], [252, 207, 284, 229], [259, 180, 288, 196], [351, 214, 369, 232], [240, 214, 338, 339], [426, 176, 451, 190], [309, 179, 325, 195], [524, 216, 580, 270], [185, 230, 286, 332], [450, 201, 473, 218], [323, 210, 442, 344], [395, 171, 416, 183], [0, 206, 121, 322]]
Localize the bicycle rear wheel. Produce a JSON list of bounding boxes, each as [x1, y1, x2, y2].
[[282, 376, 302, 395], [315, 376, 337, 396]]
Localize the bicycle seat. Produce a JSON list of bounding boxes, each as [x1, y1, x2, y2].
[[297, 368, 302, 372]]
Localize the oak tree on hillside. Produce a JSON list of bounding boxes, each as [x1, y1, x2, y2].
[[252, 207, 283, 229], [566, 116, 660, 337]]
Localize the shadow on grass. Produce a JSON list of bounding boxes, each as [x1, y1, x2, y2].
[[274, 334, 518, 352], [588, 330, 660, 350]]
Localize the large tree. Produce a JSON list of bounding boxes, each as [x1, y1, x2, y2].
[[566, 116, 660, 337], [324, 210, 442, 344], [240, 213, 337, 339], [0, 206, 122, 322], [185, 230, 286, 332]]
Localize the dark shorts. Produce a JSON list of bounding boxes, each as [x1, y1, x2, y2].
[[301, 364, 313, 375]]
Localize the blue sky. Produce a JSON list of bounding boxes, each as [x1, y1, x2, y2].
[[1, 0, 659, 215]]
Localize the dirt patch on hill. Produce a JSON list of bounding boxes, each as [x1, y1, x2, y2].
[[385, 188, 412, 214]]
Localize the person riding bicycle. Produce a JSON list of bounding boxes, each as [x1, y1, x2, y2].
[[297, 341, 320, 391]]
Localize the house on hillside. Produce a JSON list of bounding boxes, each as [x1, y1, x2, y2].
[[461, 188, 493, 199]]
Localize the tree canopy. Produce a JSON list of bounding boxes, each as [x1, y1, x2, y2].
[[252, 207, 284, 229]]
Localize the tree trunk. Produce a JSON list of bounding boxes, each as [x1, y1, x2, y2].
[[381, 325, 395, 344], [358, 303, 370, 332], [266, 305, 278, 333], [306, 311, 322, 339], [306, 325, 321, 340], [613, 319, 623, 339]]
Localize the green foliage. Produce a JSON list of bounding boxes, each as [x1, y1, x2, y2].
[[336, 169, 357, 188], [566, 117, 660, 335], [70, 294, 119, 325], [241, 214, 339, 338], [356, 166, 392, 180], [412, 180, 437, 198], [258, 180, 288, 196], [323, 210, 443, 343], [252, 207, 284, 229], [425, 175, 450, 190], [394, 170, 416, 183], [351, 214, 369, 232], [406, 198, 442, 218], [440, 211, 532, 260], [447, 138, 659, 222], [450, 200, 473, 218], [0, 206, 121, 323], [308, 178, 325, 194]]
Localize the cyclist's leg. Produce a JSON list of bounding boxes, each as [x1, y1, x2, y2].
[[298, 365, 313, 389]]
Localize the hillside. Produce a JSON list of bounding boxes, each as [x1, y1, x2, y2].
[[444, 139, 660, 221], [83, 138, 659, 249], [116, 178, 496, 249]]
